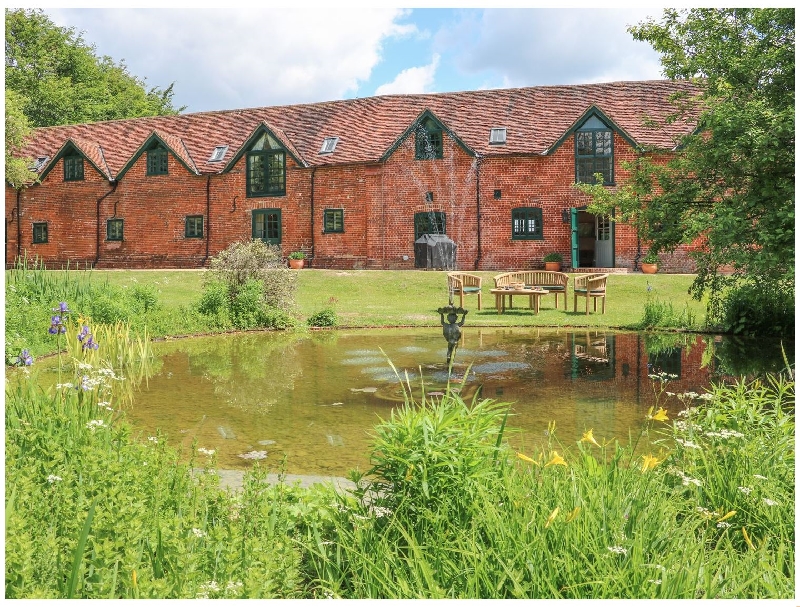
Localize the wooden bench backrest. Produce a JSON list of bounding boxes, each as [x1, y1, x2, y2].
[[493, 271, 568, 288]]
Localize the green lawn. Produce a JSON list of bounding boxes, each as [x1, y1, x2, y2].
[[98, 268, 706, 330]]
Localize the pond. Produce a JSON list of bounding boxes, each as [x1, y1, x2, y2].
[[117, 328, 791, 477]]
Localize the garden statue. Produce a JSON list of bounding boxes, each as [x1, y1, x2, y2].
[[438, 304, 468, 367]]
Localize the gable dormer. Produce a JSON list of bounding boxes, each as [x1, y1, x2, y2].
[[38, 138, 112, 183], [381, 110, 474, 162], [224, 123, 304, 198], [115, 131, 199, 181], [546, 106, 637, 186]]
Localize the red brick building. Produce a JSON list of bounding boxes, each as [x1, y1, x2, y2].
[[5, 80, 700, 271]]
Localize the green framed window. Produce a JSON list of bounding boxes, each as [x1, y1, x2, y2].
[[252, 208, 281, 244], [185, 215, 204, 238], [247, 150, 286, 197], [512, 207, 543, 240], [147, 147, 169, 175], [415, 118, 443, 160], [323, 209, 344, 233], [32, 222, 48, 244], [575, 117, 613, 184], [414, 211, 445, 241], [107, 218, 123, 241], [63, 155, 84, 181]]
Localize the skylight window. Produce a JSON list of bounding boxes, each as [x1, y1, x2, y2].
[[489, 128, 507, 145], [319, 137, 339, 154], [208, 145, 228, 162], [32, 155, 49, 171]]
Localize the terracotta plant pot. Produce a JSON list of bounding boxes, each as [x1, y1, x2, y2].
[[288, 259, 305, 269], [641, 262, 658, 274], [544, 261, 561, 272]]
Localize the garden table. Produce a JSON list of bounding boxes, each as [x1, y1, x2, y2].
[[490, 287, 548, 314]]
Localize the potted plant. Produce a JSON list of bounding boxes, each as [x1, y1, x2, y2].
[[288, 250, 306, 269], [542, 252, 563, 271], [641, 250, 659, 274]]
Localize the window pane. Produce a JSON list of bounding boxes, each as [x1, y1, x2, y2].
[[596, 131, 612, 156], [576, 132, 593, 156], [266, 153, 285, 192], [249, 154, 266, 192]]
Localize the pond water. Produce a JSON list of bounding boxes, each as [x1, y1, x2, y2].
[[117, 328, 791, 477]]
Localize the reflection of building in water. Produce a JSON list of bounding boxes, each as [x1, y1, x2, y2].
[[465, 330, 713, 444]]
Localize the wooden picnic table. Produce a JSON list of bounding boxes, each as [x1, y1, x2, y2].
[[490, 287, 548, 314]]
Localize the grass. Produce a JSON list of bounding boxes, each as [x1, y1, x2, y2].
[[91, 268, 707, 329], [6, 347, 793, 598], [3, 267, 793, 598]]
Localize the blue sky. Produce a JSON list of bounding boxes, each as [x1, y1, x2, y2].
[[43, 7, 668, 114]]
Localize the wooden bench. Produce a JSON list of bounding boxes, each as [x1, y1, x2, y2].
[[447, 272, 482, 310], [493, 271, 569, 310], [573, 273, 608, 315]]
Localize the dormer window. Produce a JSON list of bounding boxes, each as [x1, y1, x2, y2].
[[147, 145, 168, 175], [319, 137, 338, 154], [32, 156, 49, 172], [415, 118, 443, 160], [63, 155, 84, 181], [246, 132, 286, 197], [208, 145, 228, 163], [489, 128, 507, 144], [575, 115, 613, 185]]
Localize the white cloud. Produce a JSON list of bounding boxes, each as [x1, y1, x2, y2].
[[374, 54, 441, 96], [436, 8, 664, 87], [46, 8, 415, 112]]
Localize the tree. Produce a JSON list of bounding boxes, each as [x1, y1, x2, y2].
[[5, 8, 184, 128], [577, 9, 794, 324], [5, 89, 38, 188]]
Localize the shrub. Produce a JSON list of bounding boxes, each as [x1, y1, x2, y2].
[[719, 279, 794, 336], [307, 308, 338, 328], [129, 283, 159, 314], [229, 278, 265, 330], [88, 290, 131, 325], [197, 279, 229, 316], [542, 252, 562, 263], [206, 239, 297, 315]]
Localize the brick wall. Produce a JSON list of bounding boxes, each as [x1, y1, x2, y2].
[[5, 132, 698, 272]]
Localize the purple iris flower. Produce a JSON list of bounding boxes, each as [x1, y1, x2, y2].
[[16, 349, 33, 366], [53, 302, 70, 314], [82, 334, 99, 351], [49, 315, 66, 335], [77, 325, 90, 342]]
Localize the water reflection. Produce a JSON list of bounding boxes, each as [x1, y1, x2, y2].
[[118, 328, 790, 476]]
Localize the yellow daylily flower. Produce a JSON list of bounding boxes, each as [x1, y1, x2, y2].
[[516, 452, 538, 465], [640, 454, 661, 472], [646, 406, 669, 422], [545, 506, 560, 528], [565, 506, 581, 523], [580, 428, 600, 447], [545, 451, 567, 467], [742, 527, 755, 551], [718, 510, 736, 522]]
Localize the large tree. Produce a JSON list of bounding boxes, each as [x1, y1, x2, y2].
[[5, 89, 38, 188], [578, 9, 794, 315], [5, 8, 183, 128]]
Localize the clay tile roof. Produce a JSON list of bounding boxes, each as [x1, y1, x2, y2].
[[69, 137, 113, 179], [18, 80, 701, 178], [153, 129, 199, 174]]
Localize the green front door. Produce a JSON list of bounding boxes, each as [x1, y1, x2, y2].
[[570, 208, 579, 269], [252, 209, 281, 244]]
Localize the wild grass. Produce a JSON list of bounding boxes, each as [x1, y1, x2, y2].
[[303, 371, 794, 598], [6, 329, 794, 598]]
